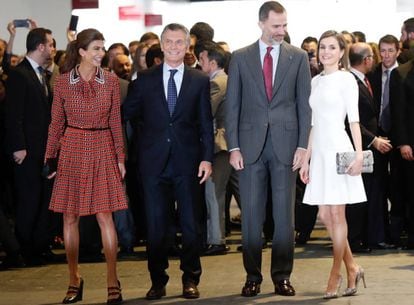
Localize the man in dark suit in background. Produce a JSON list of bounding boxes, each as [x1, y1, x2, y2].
[[123, 23, 213, 300], [225, 1, 311, 297], [347, 42, 392, 253], [5, 28, 55, 266], [367, 35, 400, 249], [390, 57, 414, 249]]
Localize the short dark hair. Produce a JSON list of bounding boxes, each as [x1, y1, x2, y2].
[[190, 22, 214, 41], [26, 28, 52, 53], [139, 32, 159, 44], [403, 17, 414, 33], [301, 36, 318, 48], [108, 43, 129, 56], [259, 1, 285, 22], [198, 41, 227, 69], [352, 31, 366, 42], [145, 43, 163, 68], [378, 34, 399, 51]]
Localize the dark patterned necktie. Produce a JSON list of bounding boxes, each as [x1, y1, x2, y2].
[[37, 66, 49, 96], [263, 46, 273, 101], [167, 69, 178, 116], [380, 70, 390, 132]]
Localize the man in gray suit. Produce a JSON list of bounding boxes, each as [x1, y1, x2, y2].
[[225, 1, 311, 297]]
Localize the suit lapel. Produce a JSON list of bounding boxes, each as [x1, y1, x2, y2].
[[245, 42, 268, 102], [272, 42, 292, 100], [21, 58, 49, 103], [353, 72, 378, 115], [155, 64, 171, 115]]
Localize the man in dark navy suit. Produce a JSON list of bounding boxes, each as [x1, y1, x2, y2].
[[123, 23, 213, 300]]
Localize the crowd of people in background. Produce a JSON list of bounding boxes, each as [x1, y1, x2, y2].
[[1, 0, 414, 303]]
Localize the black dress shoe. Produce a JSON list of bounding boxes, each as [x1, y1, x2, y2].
[[146, 285, 166, 300], [241, 280, 261, 297], [295, 232, 311, 245], [182, 282, 199, 299], [371, 242, 396, 250], [274, 279, 295, 296], [203, 244, 229, 256]]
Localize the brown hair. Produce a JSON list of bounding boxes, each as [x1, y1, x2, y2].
[[317, 30, 349, 70], [61, 28, 104, 73]]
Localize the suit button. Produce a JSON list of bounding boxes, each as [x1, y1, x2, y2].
[[167, 139, 171, 142], [169, 123, 172, 126]]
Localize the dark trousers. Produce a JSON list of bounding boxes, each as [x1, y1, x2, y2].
[[13, 155, 52, 257], [141, 160, 203, 286], [239, 132, 295, 284], [295, 178, 317, 238], [389, 151, 413, 245]]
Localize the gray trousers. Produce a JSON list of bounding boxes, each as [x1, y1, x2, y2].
[[239, 132, 296, 284]]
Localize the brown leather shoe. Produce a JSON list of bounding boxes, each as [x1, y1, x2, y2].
[[274, 279, 295, 296], [182, 282, 200, 299], [145, 285, 166, 300], [241, 280, 261, 297]]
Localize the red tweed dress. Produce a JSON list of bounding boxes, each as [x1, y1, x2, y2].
[[45, 66, 128, 215]]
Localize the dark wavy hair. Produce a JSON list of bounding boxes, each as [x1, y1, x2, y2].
[[61, 28, 104, 73]]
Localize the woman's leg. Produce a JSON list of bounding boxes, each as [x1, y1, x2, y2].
[[318, 205, 346, 293], [96, 212, 119, 289], [63, 213, 81, 287]]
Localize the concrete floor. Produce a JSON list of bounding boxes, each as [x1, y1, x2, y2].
[[1, 224, 414, 305]]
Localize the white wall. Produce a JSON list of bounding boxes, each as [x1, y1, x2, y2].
[[1, 0, 413, 55], [0, 0, 72, 55]]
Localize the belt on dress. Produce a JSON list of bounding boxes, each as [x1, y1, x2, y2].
[[66, 125, 110, 131]]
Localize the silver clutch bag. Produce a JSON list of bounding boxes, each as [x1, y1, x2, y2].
[[336, 150, 374, 174]]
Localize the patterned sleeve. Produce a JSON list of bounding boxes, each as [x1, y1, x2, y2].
[[344, 72, 360, 123], [45, 74, 67, 160], [108, 74, 125, 164]]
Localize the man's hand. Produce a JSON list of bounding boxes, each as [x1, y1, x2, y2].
[[400, 145, 414, 161], [198, 161, 212, 184], [292, 148, 306, 171], [13, 149, 27, 165], [229, 150, 244, 170], [372, 137, 392, 154]]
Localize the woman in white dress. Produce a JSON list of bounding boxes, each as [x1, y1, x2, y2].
[[300, 30, 367, 299]]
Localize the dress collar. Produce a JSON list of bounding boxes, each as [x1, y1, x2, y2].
[[69, 65, 105, 85]]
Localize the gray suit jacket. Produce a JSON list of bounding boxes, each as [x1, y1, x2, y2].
[[225, 40, 312, 165], [211, 69, 228, 153]]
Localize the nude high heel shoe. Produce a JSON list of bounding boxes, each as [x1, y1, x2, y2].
[[343, 266, 366, 296], [323, 275, 342, 299]]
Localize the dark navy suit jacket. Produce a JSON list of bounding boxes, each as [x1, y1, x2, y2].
[[122, 63, 214, 176]]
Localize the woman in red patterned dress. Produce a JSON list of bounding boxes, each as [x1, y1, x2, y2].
[[45, 28, 127, 305]]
